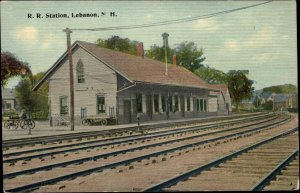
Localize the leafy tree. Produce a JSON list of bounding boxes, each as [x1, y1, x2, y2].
[[1, 51, 31, 87], [15, 72, 49, 119], [146, 41, 206, 72], [96, 37, 206, 73], [226, 70, 254, 112], [146, 44, 174, 64], [96, 36, 138, 55], [194, 66, 227, 84], [174, 41, 206, 72]]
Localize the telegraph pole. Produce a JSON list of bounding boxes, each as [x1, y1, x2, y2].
[[63, 28, 75, 131], [162, 32, 169, 76]]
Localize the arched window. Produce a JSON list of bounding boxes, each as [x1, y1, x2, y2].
[[76, 59, 85, 83]]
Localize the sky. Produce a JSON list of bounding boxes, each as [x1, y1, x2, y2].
[[1, 0, 297, 90]]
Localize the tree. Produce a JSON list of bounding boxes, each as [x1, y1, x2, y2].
[[95, 36, 138, 55], [174, 41, 206, 72], [1, 51, 31, 87], [194, 65, 227, 84], [15, 72, 49, 119], [96, 37, 206, 73], [226, 70, 254, 112], [146, 44, 174, 64], [146, 41, 206, 72]]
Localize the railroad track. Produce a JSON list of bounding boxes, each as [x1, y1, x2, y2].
[[143, 127, 298, 191], [262, 155, 299, 190], [2, 112, 267, 148], [4, 114, 284, 177], [3, 113, 277, 162], [3, 113, 294, 192]]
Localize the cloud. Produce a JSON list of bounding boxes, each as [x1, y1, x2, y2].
[[281, 35, 289, 40], [41, 33, 56, 48], [243, 27, 275, 48], [220, 27, 276, 53], [224, 40, 240, 52], [193, 18, 219, 31], [254, 53, 272, 63], [144, 14, 153, 23], [14, 26, 38, 42]]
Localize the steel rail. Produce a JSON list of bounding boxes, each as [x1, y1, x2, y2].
[[3, 113, 275, 158], [251, 149, 299, 191], [142, 127, 298, 192], [3, 112, 267, 148], [2, 114, 279, 163], [3, 112, 266, 147], [3, 115, 290, 183]]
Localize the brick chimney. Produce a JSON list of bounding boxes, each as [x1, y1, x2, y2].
[[136, 42, 144, 58], [172, 55, 177, 66]]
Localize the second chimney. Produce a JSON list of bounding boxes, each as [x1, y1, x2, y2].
[[136, 42, 144, 58], [173, 55, 177, 66]]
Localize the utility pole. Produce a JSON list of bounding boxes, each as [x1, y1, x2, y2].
[[63, 28, 75, 131], [162, 32, 169, 76]]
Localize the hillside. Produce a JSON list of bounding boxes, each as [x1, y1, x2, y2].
[[262, 84, 297, 94]]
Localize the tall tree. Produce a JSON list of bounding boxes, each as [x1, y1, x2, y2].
[[96, 36, 138, 55], [96, 37, 206, 73], [174, 41, 206, 72], [15, 72, 49, 118], [1, 51, 31, 87], [146, 41, 206, 72], [226, 70, 254, 112], [194, 65, 227, 84], [145, 44, 174, 64]]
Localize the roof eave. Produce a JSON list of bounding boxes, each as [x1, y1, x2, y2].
[[134, 81, 221, 92], [79, 43, 133, 84], [32, 42, 79, 91], [32, 41, 133, 91]]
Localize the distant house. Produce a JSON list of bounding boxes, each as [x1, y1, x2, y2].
[[286, 93, 298, 109], [33, 41, 231, 125], [272, 93, 296, 111], [259, 92, 273, 105], [256, 91, 298, 111], [1, 88, 18, 113]]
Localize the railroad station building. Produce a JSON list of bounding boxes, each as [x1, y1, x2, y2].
[[33, 41, 231, 125]]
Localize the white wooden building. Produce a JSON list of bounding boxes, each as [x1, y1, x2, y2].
[[33, 41, 231, 125]]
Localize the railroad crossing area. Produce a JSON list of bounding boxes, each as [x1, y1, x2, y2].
[[2, 112, 299, 192]]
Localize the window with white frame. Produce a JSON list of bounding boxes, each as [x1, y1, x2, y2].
[[97, 95, 105, 114], [76, 59, 85, 83], [60, 96, 68, 115]]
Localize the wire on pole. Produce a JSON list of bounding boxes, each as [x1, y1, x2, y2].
[[70, 1, 273, 31]]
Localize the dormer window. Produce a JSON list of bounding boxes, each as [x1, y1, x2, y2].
[[76, 59, 85, 83]]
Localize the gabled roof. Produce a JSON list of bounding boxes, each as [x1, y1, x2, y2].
[[210, 84, 228, 95], [33, 41, 223, 93], [259, 92, 273, 100], [273, 93, 294, 102]]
